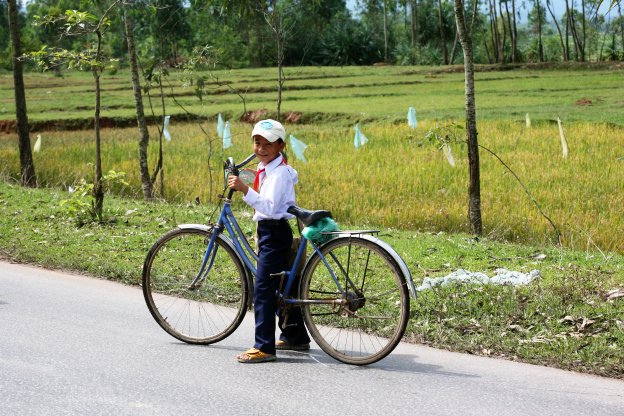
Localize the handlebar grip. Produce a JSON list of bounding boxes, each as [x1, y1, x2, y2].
[[227, 157, 239, 176]]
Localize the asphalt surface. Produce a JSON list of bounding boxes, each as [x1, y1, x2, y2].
[[1, 261, 623, 415]]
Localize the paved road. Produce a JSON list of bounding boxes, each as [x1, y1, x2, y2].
[[1, 261, 623, 416]]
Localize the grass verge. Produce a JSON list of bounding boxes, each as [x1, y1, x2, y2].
[[1, 180, 622, 378]]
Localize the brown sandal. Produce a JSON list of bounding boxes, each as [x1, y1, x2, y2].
[[236, 348, 276, 364]]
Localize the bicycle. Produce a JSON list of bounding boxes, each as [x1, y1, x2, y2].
[[142, 154, 417, 365]]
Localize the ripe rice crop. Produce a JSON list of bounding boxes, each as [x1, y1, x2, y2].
[[1, 119, 622, 253]]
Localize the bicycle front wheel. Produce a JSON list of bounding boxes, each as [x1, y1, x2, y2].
[[142, 227, 249, 344], [301, 236, 409, 365]]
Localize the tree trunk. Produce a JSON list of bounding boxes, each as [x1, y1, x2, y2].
[[410, 0, 418, 47], [438, 0, 449, 64], [453, 0, 482, 236], [581, 0, 586, 61], [511, 0, 518, 62], [7, 0, 37, 187], [93, 31, 104, 221], [451, 0, 479, 63], [546, 0, 567, 61], [383, 0, 389, 62], [504, 0, 513, 62], [499, 0, 508, 63], [124, 7, 153, 200], [566, 0, 581, 60], [488, 0, 501, 62], [450, 32, 459, 64], [268, 0, 284, 119], [564, 0, 571, 60], [619, 1, 624, 53], [484, 36, 493, 63], [536, 0, 544, 62]]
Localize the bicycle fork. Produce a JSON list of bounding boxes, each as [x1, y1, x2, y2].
[[187, 225, 221, 291]]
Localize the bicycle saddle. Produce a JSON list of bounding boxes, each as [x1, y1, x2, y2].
[[287, 205, 333, 227]]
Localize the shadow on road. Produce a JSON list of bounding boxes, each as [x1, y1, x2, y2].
[[183, 342, 477, 378]]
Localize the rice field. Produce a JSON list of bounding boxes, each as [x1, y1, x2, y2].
[[1, 117, 622, 253], [1, 64, 623, 253]]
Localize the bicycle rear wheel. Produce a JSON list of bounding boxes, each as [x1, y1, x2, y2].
[[142, 227, 249, 344], [300, 235, 409, 365]]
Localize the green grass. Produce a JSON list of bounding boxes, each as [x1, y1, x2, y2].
[[1, 63, 624, 125], [0, 180, 622, 377]]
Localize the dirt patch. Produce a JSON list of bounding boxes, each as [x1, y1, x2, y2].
[[239, 109, 269, 123], [0, 120, 16, 134], [283, 111, 303, 123], [399, 61, 624, 76], [0, 110, 384, 135], [575, 98, 593, 106]]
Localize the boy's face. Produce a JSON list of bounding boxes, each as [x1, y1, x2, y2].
[[253, 135, 285, 165]]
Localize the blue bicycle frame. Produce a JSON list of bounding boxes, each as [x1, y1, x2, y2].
[[188, 196, 347, 307]]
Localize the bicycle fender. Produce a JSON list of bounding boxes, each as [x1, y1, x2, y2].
[[358, 234, 417, 299], [303, 234, 417, 299]]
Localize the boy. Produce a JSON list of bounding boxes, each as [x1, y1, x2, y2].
[[228, 119, 311, 363]]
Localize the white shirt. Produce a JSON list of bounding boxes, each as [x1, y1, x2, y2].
[[243, 155, 297, 221]]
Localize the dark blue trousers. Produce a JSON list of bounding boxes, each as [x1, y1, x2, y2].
[[254, 221, 310, 355]]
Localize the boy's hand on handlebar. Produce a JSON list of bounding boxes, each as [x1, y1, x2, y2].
[[228, 175, 249, 195]]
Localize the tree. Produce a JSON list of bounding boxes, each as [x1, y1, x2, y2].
[[7, 0, 37, 187], [453, 0, 482, 235], [487, 0, 503, 62], [1, 3, 10, 68], [611, 0, 624, 54], [32, 5, 121, 220], [528, 0, 546, 61], [151, 0, 192, 64], [546, 0, 568, 60], [264, 0, 287, 118], [438, 0, 449, 63], [409, 0, 419, 47], [123, 3, 154, 200]]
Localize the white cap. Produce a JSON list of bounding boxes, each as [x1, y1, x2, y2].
[[251, 119, 286, 143]]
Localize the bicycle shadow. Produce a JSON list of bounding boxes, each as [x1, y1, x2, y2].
[[170, 342, 476, 379], [275, 349, 478, 379]]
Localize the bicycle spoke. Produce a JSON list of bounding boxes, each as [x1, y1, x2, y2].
[[142, 228, 249, 344], [302, 236, 409, 365]]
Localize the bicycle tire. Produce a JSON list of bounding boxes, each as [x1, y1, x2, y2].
[[142, 227, 249, 344], [300, 235, 409, 365]]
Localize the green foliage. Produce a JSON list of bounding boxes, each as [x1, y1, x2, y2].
[[424, 121, 465, 146], [28, 8, 115, 72], [0, 2, 9, 69], [60, 169, 128, 225], [2, 0, 623, 69]]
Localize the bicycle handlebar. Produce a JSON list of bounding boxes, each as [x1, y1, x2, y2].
[[224, 153, 257, 199], [225, 153, 256, 176]]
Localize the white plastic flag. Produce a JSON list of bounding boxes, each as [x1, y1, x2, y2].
[[163, 115, 171, 141], [289, 134, 308, 162], [525, 113, 531, 128], [443, 143, 456, 167], [223, 121, 232, 149], [354, 124, 369, 149], [217, 113, 225, 138], [557, 117, 568, 158], [407, 107, 418, 129], [33, 134, 42, 153]]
